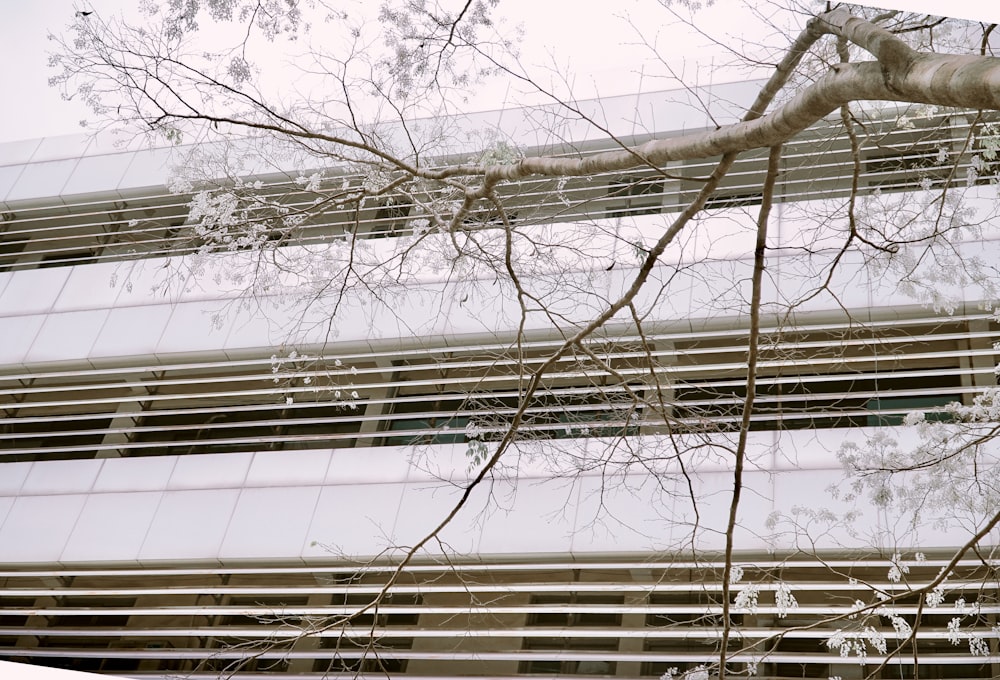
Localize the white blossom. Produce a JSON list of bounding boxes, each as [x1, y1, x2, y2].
[[969, 635, 990, 657], [774, 582, 798, 619], [682, 667, 708, 680], [926, 585, 946, 608], [947, 617, 963, 645], [887, 553, 912, 583], [733, 583, 759, 613]]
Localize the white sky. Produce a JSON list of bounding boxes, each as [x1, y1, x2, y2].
[[0, 0, 998, 145]]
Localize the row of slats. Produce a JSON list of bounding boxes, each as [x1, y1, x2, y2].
[[0, 557, 997, 677], [1, 108, 993, 270], [1, 312, 996, 460]]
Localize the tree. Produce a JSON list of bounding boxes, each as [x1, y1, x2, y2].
[[45, 1, 1000, 678]]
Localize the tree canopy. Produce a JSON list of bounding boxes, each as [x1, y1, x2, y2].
[[44, 2, 1000, 678]]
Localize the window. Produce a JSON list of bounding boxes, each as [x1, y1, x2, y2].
[[0, 238, 27, 271], [45, 597, 135, 628], [866, 144, 951, 190], [38, 250, 97, 268], [371, 196, 412, 237], [703, 191, 763, 210], [527, 593, 624, 628], [866, 395, 956, 426], [641, 591, 741, 677], [646, 591, 741, 628], [520, 637, 618, 675], [468, 390, 640, 442], [522, 594, 621, 677], [330, 591, 422, 627], [890, 639, 991, 679], [313, 646, 411, 675], [770, 637, 830, 679], [0, 415, 113, 462], [130, 402, 364, 456], [606, 176, 664, 218], [313, 634, 414, 674], [220, 595, 310, 626], [0, 597, 36, 628], [383, 397, 469, 446]]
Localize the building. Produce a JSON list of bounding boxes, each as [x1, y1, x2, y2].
[[1, 70, 999, 679]]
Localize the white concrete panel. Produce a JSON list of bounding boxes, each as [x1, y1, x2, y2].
[[167, 451, 254, 490], [302, 483, 406, 560], [0, 164, 26, 203], [139, 488, 240, 562], [772, 428, 845, 471], [155, 300, 236, 357], [685, 258, 754, 317], [707, 79, 763, 126], [376, 291, 489, 347], [220, 485, 321, 560], [591, 93, 645, 139], [221, 301, 312, 352], [175, 251, 258, 304], [110, 257, 192, 307], [7, 158, 80, 202], [50, 261, 123, 312], [768, 471, 864, 552], [20, 459, 103, 495], [118, 147, 177, 191], [405, 443, 474, 485], [879, 513, 1000, 553], [92, 456, 177, 493], [61, 153, 133, 197], [775, 250, 873, 313], [89, 303, 172, 360], [569, 470, 777, 555], [316, 283, 456, 347], [221, 138, 298, 179], [0, 267, 71, 316], [392, 480, 482, 556], [429, 278, 590, 341], [327, 447, 412, 485], [641, 88, 714, 135], [61, 491, 162, 563], [0, 314, 45, 366], [475, 477, 578, 556], [0, 138, 42, 166], [0, 494, 88, 563], [630, 269, 696, 326], [25, 308, 110, 364], [0, 270, 12, 300], [83, 129, 148, 158], [0, 462, 33, 496], [685, 470, 776, 552], [31, 135, 92, 163], [570, 474, 683, 554], [244, 449, 332, 488], [0, 497, 14, 533]]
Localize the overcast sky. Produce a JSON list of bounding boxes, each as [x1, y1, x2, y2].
[[0, 0, 997, 145]]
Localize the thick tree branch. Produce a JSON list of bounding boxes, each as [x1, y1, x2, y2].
[[491, 55, 1000, 181], [717, 144, 781, 680]]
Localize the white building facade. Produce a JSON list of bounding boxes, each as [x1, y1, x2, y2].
[[0, 80, 999, 679]]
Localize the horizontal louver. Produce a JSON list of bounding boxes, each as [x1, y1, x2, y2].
[[0, 109, 994, 271], [0, 557, 996, 677], [1, 312, 996, 461]]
